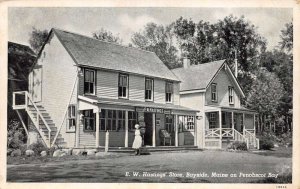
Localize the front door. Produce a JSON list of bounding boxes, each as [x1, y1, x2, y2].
[[144, 113, 153, 146]]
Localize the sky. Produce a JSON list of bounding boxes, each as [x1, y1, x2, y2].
[[8, 7, 292, 51]]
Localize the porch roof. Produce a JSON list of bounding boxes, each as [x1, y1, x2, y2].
[[204, 105, 257, 114], [79, 95, 199, 112]]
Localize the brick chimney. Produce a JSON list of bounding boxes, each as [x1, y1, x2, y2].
[[183, 57, 191, 68]]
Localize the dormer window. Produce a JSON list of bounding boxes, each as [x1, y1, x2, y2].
[[145, 78, 154, 101], [118, 74, 128, 98], [211, 83, 217, 102], [165, 82, 173, 103], [84, 69, 95, 95], [229, 86, 234, 104]]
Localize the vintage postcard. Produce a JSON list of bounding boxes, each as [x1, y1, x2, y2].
[[0, 0, 299, 189]]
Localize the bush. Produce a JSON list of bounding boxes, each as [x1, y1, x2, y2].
[[259, 138, 274, 150], [7, 120, 26, 149], [228, 141, 248, 151], [28, 141, 47, 155]]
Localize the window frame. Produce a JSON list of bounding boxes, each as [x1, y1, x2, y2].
[[165, 81, 173, 103], [209, 112, 217, 128], [67, 104, 76, 132], [118, 74, 129, 99], [211, 83, 217, 102], [228, 86, 234, 105], [178, 115, 195, 131], [165, 114, 174, 133], [84, 68, 96, 95], [83, 109, 95, 132], [99, 109, 126, 131], [145, 78, 154, 101]]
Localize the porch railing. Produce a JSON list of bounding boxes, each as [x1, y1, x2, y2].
[[221, 128, 233, 138], [205, 128, 221, 138]]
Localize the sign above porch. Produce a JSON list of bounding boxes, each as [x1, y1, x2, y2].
[[135, 107, 173, 114]]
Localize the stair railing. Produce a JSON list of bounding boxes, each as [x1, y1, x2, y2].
[[244, 129, 259, 149], [233, 128, 249, 149], [25, 91, 52, 147]]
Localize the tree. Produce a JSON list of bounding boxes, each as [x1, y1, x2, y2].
[[131, 22, 180, 69], [246, 68, 285, 132], [279, 22, 293, 53], [173, 15, 267, 96], [29, 27, 49, 53], [92, 28, 123, 44]]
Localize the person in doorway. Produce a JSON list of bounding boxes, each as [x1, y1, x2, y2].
[[132, 124, 142, 155]]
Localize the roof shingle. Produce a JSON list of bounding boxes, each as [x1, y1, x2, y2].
[[52, 28, 180, 81], [171, 60, 225, 91]]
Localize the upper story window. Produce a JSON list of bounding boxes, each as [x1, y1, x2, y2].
[[165, 82, 173, 103], [145, 78, 154, 101], [67, 104, 76, 132], [211, 83, 217, 102], [84, 69, 95, 95], [228, 86, 234, 104], [118, 74, 128, 98]]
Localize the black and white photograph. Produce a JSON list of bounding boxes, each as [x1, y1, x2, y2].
[[1, 0, 298, 187]]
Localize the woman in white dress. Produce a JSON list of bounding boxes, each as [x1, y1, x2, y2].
[[132, 124, 142, 155]]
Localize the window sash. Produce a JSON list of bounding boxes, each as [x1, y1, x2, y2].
[[84, 69, 95, 94], [211, 83, 217, 101], [83, 110, 95, 131], [119, 75, 128, 87], [209, 113, 217, 128], [229, 87, 234, 104], [165, 82, 173, 93], [145, 78, 153, 90]]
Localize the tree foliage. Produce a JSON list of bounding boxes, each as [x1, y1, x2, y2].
[[131, 22, 180, 69], [92, 28, 123, 44], [29, 27, 49, 53], [279, 22, 293, 53]]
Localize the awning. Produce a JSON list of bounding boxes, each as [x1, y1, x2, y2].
[[205, 105, 257, 114], [79, 95, 199, 113]]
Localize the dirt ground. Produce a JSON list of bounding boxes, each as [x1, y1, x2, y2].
[[6, 150, 292, 183]]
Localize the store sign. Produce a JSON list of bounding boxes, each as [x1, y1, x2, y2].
[[135, 107, 173, 114]]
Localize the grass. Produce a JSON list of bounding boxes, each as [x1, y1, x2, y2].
[[251, 146, 292, 158]]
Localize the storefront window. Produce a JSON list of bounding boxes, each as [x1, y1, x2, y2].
[[99, 109, 127, 131], [128, 111, 137, 130], [83, 109, 95, 131], [178, 115, 195, 131]]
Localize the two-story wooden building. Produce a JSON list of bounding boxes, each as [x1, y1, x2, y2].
[[172, 59, 259, 149], [12, 28, 198, 149]]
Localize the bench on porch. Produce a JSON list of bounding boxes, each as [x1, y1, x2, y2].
[[159, 129, 172, 146]]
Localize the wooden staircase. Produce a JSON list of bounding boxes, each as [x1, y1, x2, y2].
[[13, 91, 66, 148]]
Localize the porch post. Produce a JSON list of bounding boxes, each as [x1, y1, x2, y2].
[[253, 114, 256, 136], [175, 114, 178, 147], [95, 108, 100, 148], [194, 115, 197, 146], [231, 112, 234, 130], [152, 113, 156, 147], [76, 112, 83, 148], [125, 111, 129, 147], [242, 113, 245, 135], [219, 110, 222, 139]]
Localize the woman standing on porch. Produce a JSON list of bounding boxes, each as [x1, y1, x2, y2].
[[132, 124, 142, 155]]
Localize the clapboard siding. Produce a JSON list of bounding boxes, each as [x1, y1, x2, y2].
[[154, 79, 165, 104], [96, 70, 118, 99], [99, 132, 125, 147], [79, 124, 96, 147], [173, 83, 180, 105], [34, 33, 77, 148], [128, 75, 144, 101]]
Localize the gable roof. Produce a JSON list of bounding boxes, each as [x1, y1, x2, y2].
[[49, 28, 179, 82], [172, 59, 245, 97], [172, 60, 225, 91]]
